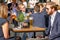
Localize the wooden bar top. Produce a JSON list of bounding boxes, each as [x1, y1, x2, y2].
[[10, 27, 46, 32]]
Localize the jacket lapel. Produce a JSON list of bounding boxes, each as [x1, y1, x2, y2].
[[53, 12, 58, 28]]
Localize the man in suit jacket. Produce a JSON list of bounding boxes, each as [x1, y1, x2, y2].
[[45, 2, 60, 40]]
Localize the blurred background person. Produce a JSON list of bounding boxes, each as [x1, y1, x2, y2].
[[18, 3, 27, 22], [22, 5, 46, 38], [33, 5, 40, 14], [39, 3, 49, 28], [35, 2, 41, 6], [17, 3, 27, 40], [20, 0, 27, 8], [39, 3, 47, 15], [9, 0, 19, 28], [7, 0, 18, 17]]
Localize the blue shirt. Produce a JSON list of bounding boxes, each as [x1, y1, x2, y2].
[[32, 13, 45, 28]]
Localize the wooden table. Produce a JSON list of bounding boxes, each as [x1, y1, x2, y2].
[[10, 27, 46, 40], [11, 27, 46, 32]]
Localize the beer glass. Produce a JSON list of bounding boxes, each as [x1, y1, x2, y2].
[[11, 11, 17, 19], [26, 13, 30, 19], [29, 17, 33, 28]]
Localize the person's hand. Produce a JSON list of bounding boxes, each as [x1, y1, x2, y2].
[[45, 36, 49, 39], [11, 15, 16, 19]]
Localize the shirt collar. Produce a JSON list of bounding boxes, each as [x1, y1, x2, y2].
[[51, 11, 57, 18]]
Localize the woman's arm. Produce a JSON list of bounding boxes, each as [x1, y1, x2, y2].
[[2, 22, 9, 39]]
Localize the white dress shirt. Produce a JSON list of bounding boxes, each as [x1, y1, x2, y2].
[[51, 11, 57, 26], [50, 11, 57, 35]]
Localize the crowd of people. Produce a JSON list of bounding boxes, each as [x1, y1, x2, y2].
[[0, 0, 60, 40]]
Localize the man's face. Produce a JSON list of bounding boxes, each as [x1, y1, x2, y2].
[[19, 5, 26, 12], [21, 6, 26, 12], [46, 5, 53, 15]]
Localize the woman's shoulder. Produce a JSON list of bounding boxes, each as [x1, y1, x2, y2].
[[0, 18, 7, 25]]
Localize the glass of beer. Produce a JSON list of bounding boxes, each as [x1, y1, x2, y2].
[[29, 17, 33, 28], [26, 13, 30, 19]]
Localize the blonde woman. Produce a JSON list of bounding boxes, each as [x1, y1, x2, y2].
[[0, 5, 9, 40], [0, 4, 15, 40]]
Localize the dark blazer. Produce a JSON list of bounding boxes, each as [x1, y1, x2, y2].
[[46, 12, 60, 40]]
